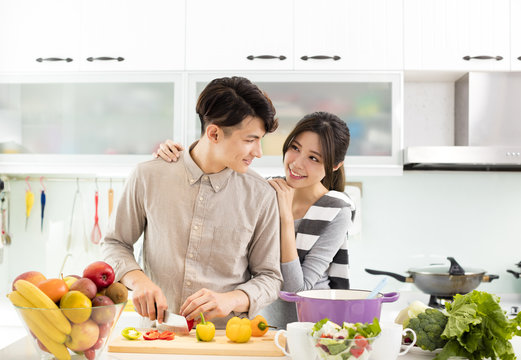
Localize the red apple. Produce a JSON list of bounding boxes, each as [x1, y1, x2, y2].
[[98, 322, 111, 339], [91, 295, 115, 324], [92, 336, 105, 350], [12, 271, 46, 290], [70, 278, 98, 299], [65, 320, 99, 352], [84, 348, 96, 360], [83, 261, 115, 291]]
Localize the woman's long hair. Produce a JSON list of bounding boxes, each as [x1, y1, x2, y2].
[[282, 112, 350, 192]]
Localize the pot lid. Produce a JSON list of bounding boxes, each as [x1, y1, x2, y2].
[[409, 257, 485, 276]]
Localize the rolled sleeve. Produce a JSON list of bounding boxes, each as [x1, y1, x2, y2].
[[235, 190, 282, 317]]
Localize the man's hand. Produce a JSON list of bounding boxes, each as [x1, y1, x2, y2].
[[153, 139, 184, 162], [179, 289, 249, 322], [121, 270, 168, 323]]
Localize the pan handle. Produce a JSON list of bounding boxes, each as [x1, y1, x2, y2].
[[482, 274, 500, 282], [507, 270, 520, 279], [380, 292, 400, 303], [365, 269, 410, 283]]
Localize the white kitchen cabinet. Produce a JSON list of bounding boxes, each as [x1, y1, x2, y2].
[[294, 0, 403, 70], [512, 0, 521, 70], [185, 0, 293, 71], [0, 0, 185, 72], [187, 73, 403, 176], [404, 0, 510, 71]]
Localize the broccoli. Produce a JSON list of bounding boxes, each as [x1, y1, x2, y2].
[[406, 308, 448, 351]]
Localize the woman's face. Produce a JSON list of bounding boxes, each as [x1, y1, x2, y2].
[[283, 131, 326, 189]]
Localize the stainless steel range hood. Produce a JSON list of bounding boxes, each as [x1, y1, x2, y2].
[[404, 72, 521, 170]]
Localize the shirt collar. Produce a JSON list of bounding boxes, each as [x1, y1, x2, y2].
[[183, 141, 234, 192]]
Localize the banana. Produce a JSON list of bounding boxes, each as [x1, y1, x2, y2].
[[14, 279, 72, 335], [23, 312, 71, 360], [7, 291, 67, 344]]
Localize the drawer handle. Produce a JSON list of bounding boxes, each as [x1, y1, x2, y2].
[[462, 55, 503, 61], [36, 57, 73, 63], [300, 55, 341, 61], [86, 57, 125, 62], [246, 55, 286, 61], [518, 56, 521, 61]]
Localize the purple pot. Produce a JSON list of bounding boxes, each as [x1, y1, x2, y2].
[[279, 289, 399, 324]]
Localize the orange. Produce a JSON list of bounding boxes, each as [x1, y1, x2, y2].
[[37, 278, 69, 303]]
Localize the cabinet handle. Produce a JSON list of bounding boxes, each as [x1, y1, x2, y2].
[[462, 55, 503, 61], [86, 57, 125, 62], [246, 55, 286, 61], [300, 55, 341, 61], [518, 56, 521, 61], [36, 57, 73, 62]]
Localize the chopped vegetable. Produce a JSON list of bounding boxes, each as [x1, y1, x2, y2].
[[143, 330, 160, 340], [225, 316, 251, 343], [143, 329, 175, 341], [406, 308, 448, 351], [250, 315, 269, 337], [196, 312, 215, 342], [121, 327, 141, 340], [158, 331, 175, 340]]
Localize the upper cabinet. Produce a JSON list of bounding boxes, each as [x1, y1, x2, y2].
[[294, 0, 403, 70], [186, 0, 403, 71], [404, 0, 511, 71], [512, 0, 521, 70], [0, 0, 185, 72], [185, 0, 294, 71]]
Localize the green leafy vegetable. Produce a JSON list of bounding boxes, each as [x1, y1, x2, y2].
[[433, 290, 521, 360], [313, 318, 329, 333]]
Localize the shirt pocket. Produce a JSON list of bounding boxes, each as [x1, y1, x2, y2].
[[210, 226, 253, 278]]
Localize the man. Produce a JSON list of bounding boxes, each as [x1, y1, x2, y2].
[[101, 77, 282, 328]]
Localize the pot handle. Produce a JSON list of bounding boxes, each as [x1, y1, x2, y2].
[[380, 292, 400, 303], [507, 270, 520, 279], [365, 268, 409, 283], [482, 274, 499, 282], [279, 291, 301, 302]]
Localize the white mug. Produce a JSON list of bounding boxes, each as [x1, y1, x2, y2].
[[370, 322, 417, 360], [274, 322, 316, 360]]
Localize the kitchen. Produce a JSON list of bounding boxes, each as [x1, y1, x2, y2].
[[1, 0, 521, 359]]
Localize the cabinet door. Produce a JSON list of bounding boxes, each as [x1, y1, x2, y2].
[[186, 0, 293, 70], [80, 0, 185, 71], [512, 0, 521, 70], [295, 0, 403, 70], [404, 0, 510, 71], [0, 0, 80, 72]]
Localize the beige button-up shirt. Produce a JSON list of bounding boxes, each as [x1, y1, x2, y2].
[[102, 149, 282, 328]]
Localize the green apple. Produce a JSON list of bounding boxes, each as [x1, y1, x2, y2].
[[63, 276, 79, 288]]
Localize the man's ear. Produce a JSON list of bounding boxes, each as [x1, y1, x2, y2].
[[333, 161, 344, 171], [206, 124, 221, 143]]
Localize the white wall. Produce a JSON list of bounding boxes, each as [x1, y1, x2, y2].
[[2, 82, 520, 298]]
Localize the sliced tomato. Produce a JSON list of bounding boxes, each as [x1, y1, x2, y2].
[[350, 346, 365, 358], [159, 331, 175, 340], [354, 335, 368, 348]]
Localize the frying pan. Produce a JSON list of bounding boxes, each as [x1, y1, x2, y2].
[[365, 257, 499, 297]]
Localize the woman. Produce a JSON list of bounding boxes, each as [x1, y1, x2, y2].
[[155, 111, 355, 327]]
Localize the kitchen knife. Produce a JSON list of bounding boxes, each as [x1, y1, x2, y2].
[[156, 310, 189, 335]]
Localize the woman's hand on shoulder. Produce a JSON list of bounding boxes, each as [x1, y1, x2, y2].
[[268, 178, 294, 220], [153, 139, 184, 162]]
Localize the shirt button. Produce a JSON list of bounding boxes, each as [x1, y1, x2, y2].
[[203, 176, 208, 181], [189, 253, 194, 259], [215, 185, 220, 190], [186, 281, 191, 286], [199, 197, 203, 201], [190, 178, 195, 183], [193, 225, 198, 230]]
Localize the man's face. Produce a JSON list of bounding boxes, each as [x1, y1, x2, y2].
[[217, 116, 265, 173]]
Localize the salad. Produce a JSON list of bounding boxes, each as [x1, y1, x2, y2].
[[311, 318, 381, 360]]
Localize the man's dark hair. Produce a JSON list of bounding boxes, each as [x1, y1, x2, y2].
[[196, 76, 278, 136]]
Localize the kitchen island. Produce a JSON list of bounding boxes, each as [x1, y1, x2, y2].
[[1, 292, 520, 360]]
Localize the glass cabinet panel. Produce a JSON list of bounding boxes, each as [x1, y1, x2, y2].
[[0, 78, 177, 155], [188, 73, 402, 175]]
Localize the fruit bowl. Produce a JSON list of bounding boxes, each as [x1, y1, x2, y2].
[[312, 334, 379, 360], [12, 301, 126, 360]]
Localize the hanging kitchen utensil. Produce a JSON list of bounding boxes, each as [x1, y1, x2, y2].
[[365, 256, 499, 297], [108, 178, 114, 218], [91, 179, 102, 244], [0, 179, 11, 245], [67, 178, 88, 252], [25, 177, 34, 230], [40, 177, 46, 232]]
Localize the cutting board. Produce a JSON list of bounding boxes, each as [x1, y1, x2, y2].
[[108, 329, 285, 357]]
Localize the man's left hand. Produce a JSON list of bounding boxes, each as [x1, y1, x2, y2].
[[179, 288, 249, 321]]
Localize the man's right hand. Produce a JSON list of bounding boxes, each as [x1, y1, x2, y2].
[[120, 270, 168, 323]]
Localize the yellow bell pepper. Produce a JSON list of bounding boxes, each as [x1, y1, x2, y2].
[[226, 316, 251, 343], [196, 312, 215, 342]]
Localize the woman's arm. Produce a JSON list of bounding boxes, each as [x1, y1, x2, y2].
[[268, 178, 297, 263], [153, 139, 184, 162]]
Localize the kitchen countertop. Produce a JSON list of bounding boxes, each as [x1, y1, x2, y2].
[[1, 292, 520, 360]]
